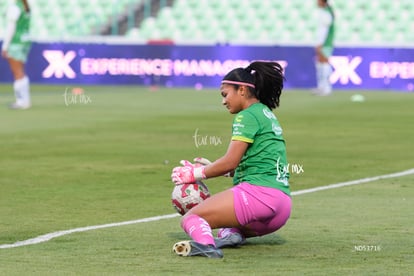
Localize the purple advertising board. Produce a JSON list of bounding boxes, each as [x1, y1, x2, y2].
[[1, 42, 413, 91]]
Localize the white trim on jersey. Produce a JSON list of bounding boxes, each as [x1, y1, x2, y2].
[[316, 9, 333, 46], [2, 4, 21, 51]]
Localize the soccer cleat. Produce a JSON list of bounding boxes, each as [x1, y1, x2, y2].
[[311, 88, 331, 96], [9, 102, 31, 110], [314, 91, 332, 96], [214, 232, 246, 249], [311, 88, 323, 95], [172, 241, 223, 258]]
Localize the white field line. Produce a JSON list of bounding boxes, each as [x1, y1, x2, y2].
[[1, 168, 414, 249], [0, 214, 179, 249], [291, 168, 414, 196]]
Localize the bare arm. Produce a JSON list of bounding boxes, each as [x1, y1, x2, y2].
[[203, 140, 249, 178]]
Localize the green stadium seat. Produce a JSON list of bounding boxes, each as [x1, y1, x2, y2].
[[2, 0, 410, 44]]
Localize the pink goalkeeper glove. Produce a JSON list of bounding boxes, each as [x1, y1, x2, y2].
[[193, 157, 212, 166], [194, 157, 232, 177], [171, 160, 206, 185]]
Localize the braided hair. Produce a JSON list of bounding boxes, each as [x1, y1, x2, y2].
[[221, 61, 284, 110]]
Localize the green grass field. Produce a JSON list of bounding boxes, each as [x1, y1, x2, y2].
[[0, 84, 413, 275]]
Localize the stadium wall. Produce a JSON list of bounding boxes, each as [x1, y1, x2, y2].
[[0, 42, 413, 91]]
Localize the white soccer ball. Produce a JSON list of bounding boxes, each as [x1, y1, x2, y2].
[[171, 181, 210, 215]]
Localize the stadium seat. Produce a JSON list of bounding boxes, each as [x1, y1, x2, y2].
[[1, 0, 412, 45]]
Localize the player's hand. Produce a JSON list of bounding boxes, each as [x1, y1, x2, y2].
[[171, 165, 195, 185], [193, 157, 212, 166], [171, 160, 206, 185], [194, 157, 233, 177], [180, 159, 197, 168]]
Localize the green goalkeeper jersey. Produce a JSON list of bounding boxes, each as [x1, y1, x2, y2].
[[231, 102, 290, 196], [10, 1, 31, 46]]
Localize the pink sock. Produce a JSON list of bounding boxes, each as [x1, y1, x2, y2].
[[181, 214, 215, 246]]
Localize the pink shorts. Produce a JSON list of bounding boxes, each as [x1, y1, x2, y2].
[[231, 182, 292, 236]]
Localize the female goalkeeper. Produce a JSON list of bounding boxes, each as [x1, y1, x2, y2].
[[171, 61, 291, 258]]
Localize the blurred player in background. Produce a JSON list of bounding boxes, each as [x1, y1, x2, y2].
[[171, 61, 291, 258], [1, 0, 32, 109], [313, 0, 335, 96]]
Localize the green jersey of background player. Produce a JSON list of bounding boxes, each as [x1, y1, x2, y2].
[[314, 0, 335, 96], [7, 0, 31, 61], [1, 0, 32, 109]]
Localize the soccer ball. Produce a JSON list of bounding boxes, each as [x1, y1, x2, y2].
[[171, 181, 210, 215]]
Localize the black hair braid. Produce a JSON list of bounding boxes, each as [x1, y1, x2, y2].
[[246, 61, 284, 110]]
